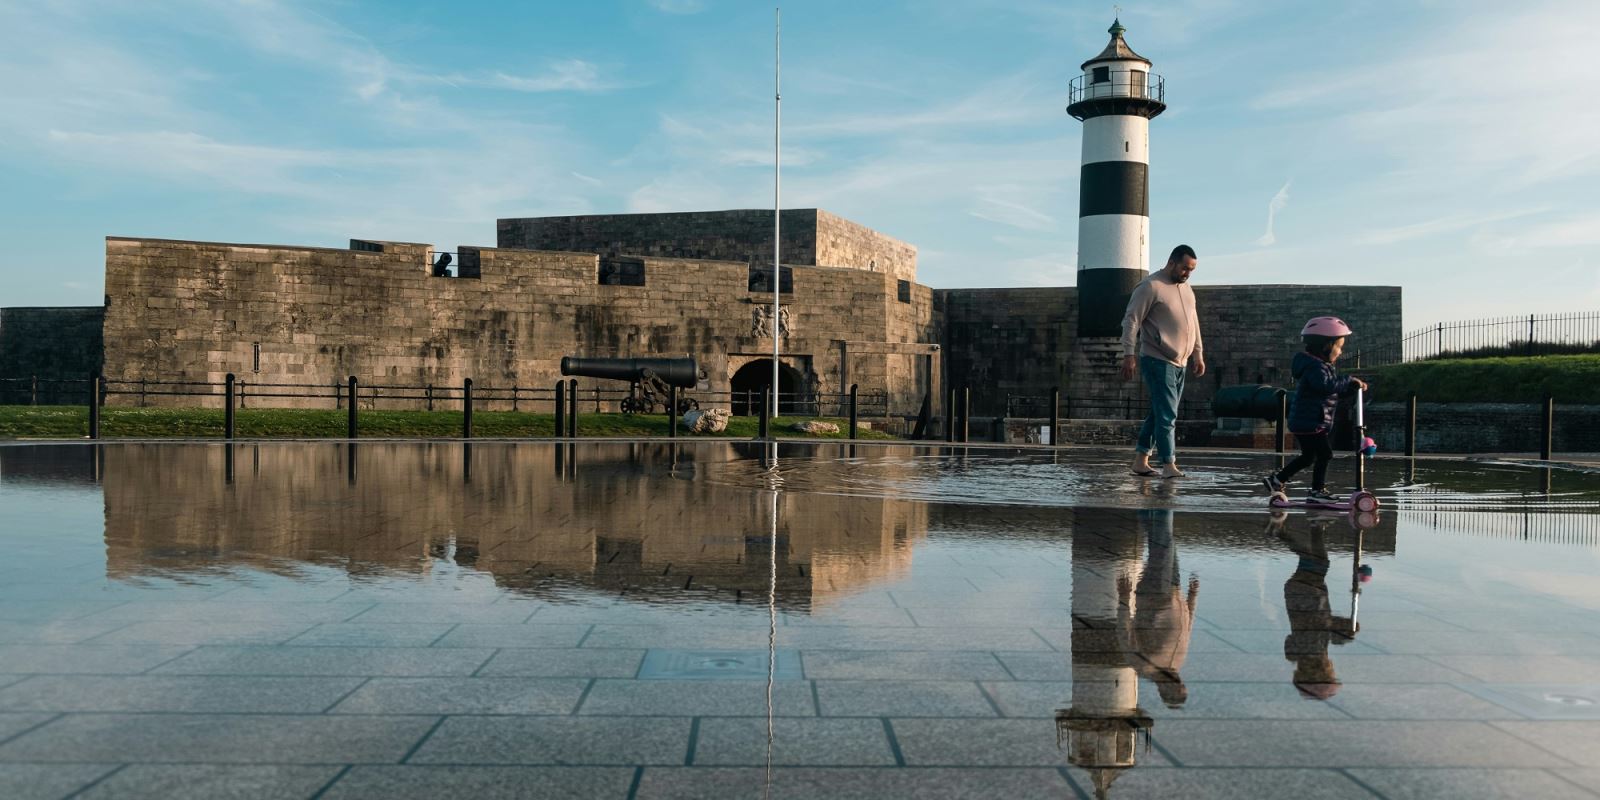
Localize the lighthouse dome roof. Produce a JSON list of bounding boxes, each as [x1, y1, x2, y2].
[[1081, 18, 1152, 70]]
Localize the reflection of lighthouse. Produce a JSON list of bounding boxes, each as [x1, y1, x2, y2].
[[1057, 510, 1151, 800], [1068, 18, 1166, 338]]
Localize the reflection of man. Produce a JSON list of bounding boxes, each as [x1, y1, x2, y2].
[[1118, 509, 1198, 708], [1272, 514, 1357, 699]]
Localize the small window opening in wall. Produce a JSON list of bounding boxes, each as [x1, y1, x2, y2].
[[252, 343, 261, 373], [897, 279, 911, 303], [1124, 141, 1129, 153], [1092, 66, 1110, 84], [599, 256, 646, 286], [748, 264, 793, 294]]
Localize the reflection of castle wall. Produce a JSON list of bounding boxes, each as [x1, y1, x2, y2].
[[99, 442, 926, 605]]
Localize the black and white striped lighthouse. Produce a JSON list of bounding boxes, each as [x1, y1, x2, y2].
[[1068, 19, 1166, 337]]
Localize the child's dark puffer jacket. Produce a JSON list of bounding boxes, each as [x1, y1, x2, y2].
[[1287, 351, 1355, 434]]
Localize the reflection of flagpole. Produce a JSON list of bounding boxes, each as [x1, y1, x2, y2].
[[764, 440, 780, 799], [771, 7, 782, 424]]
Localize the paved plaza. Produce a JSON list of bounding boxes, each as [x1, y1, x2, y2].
[[1, 441, 1598, 798]]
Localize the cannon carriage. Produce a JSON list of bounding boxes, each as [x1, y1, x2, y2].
[[559, 357, 700, 415]]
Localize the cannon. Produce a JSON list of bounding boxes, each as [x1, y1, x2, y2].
[[560, 357, 700, 415]]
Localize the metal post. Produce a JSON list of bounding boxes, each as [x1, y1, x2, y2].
[[1541, 395, 1554, 460], [759, 386, 771, 440], [953, 387, 966, 444], [239, 379, 246, 410], [463, 378, 473, 439], [1405, 393, 1417, 457], [1436, 323, 1443, 358], [568, 379, 578, 437], [1049, 387, 1060, 447], [30, 374, 37, 406], [848, 383, 859, 439], [668, 384, 678, 439], [225, 373, 236, 440], [347, 376, 358, 439], [426, 384, 433, 412], [512, 385, 519, 412], [946, 388, 956, 442], [1276, 391, 1287, 454], [88, 372, 100, 440], [1527, 314, 1535, 357], [555, 381, 566, 438]]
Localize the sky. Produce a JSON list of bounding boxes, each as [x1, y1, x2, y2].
[[1, 0, 1597, 328]]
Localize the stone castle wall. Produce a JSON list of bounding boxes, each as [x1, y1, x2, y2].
[[0, 306, 105, 402], [937, 283, 1403, 417], [497, 208, 917, 281], [100, 236, 938, 414]]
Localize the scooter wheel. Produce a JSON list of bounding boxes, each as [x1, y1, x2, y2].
[[1352, 492, 1380, 513]]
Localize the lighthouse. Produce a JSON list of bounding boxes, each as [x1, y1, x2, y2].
[[1068, 18, 1166, 337]]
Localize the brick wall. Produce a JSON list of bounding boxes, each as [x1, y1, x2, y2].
[[937, 283, 1403, 418], [1367, 402, 1600, 454], [0, 306, 105, 402]]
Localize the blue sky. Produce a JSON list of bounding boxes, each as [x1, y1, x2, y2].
[[2, 0, 1597, 328]]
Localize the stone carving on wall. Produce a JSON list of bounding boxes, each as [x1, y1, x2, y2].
[[750, 305, 793, 339]]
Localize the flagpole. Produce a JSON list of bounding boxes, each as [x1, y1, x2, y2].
[[771, 6, 782, 425]]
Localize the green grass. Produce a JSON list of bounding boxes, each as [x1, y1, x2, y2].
[[1368, 354, 1600, 404], [0, 406, 898, 441]]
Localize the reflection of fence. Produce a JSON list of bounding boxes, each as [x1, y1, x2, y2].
[[1355, 311, 1600, 367], [1006, 393, 1211, 421], [1399, 510, 1600, 547], [0, 374, 889, 417]]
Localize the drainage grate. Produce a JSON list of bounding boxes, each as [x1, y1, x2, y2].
[[638, 649, 803, 681], [1461, 684, 1600, 720]]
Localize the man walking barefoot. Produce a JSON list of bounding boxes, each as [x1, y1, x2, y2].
[[1121, 245, 1205, 478]]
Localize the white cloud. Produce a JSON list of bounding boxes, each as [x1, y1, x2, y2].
[[440, 60, 625, 93], [1254, 180, 1289, 247], [1358, 208, 1546, 246], [648, 0, 707, 14]]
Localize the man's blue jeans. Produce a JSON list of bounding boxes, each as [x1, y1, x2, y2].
[[1136, 355, 1186, 464]]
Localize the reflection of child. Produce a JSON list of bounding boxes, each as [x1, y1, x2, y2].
[[1276, 517, 1357, 699], [1263, 317, 1368, 503]]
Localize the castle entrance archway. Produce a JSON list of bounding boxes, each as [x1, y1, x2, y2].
[[730, 359, 804, 416]]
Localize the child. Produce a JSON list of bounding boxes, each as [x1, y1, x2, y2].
[[1263, 317, 1368, 503]]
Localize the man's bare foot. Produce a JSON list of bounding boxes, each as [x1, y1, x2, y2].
[[1132, 453, 1155, 476], [1160, 463, 1187, 479]]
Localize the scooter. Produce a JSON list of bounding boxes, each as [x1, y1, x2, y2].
[[1270, 387, 1381, 513]]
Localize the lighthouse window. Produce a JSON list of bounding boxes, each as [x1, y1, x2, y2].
[[1092, 66, 1110, 84], [1130, 69, 1148, 97]]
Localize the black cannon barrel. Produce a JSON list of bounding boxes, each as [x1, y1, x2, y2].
[[1212, 384, 1287, 421], [560, 357, 698, 388]]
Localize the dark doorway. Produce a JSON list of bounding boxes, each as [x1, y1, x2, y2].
[[730, 359, 804, 416]]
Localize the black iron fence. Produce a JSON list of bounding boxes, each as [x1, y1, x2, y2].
[[1354, 311, 1600, 367], [0, 375, 888, 417]]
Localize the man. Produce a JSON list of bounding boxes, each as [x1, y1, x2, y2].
[[1120, 244, 1205, 478]]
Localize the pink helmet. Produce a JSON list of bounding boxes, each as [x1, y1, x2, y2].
[[1301, 316, 1353, 337]]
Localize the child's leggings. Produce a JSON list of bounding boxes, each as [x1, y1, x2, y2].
[[1277, 431, 1333, 490]]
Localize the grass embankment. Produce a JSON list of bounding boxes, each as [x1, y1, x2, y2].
[[1369, 354, 1600, 404], [0, 406, 897, 441]]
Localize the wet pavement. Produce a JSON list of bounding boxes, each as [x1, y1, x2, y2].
[[1, 440, 1599, 799]]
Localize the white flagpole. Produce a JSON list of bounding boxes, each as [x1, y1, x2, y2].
[[771, 7, 782, 425]]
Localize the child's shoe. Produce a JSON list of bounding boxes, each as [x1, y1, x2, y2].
[[1263, 474, 1285, 494], [1306, 488, 1343, 504]]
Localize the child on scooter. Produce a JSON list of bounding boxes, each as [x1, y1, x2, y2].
[[1263, 317, 1368, 503]]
